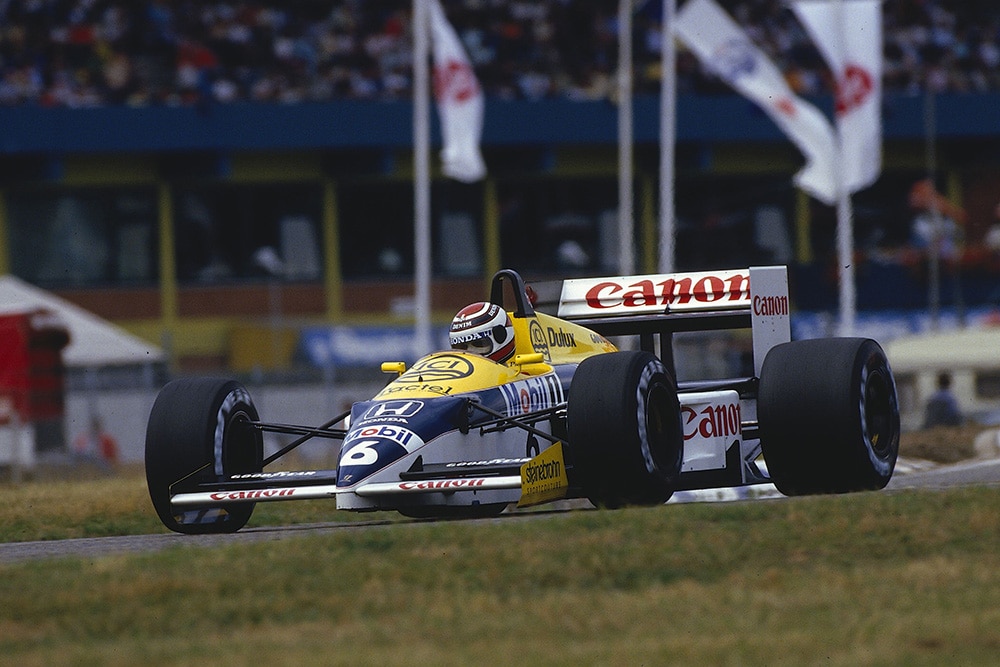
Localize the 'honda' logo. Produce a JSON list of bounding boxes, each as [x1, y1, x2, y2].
[[364, 400, 424, 420]]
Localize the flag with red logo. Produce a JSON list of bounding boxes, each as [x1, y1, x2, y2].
[[790, 0, 882, 193], [428, 0, 486, 182], [675, 0, 838, 204]]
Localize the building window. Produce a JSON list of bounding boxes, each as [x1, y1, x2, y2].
[[975, 372, 1000, 400], [174, 183, 323, 284], [674, 174, 795, 272], [338, 180, 484, 279], [498, 177, 616, 277], [7, 188, 158, 287]]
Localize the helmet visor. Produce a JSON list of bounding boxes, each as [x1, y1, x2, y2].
[[452, 335, 493, 354]]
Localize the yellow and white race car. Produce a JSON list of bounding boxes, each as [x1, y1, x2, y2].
[[145, 267, 900, 533]]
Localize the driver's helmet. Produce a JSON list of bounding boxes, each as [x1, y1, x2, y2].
[[449, 302, 516, 363]]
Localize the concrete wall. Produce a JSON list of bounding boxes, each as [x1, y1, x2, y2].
[[63, 379, 386, 467]]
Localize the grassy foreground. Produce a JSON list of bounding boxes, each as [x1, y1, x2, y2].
[[1, 470, 999, 665], [0, 465, 366, 543]]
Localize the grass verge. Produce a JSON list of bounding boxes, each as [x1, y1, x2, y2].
[[0, 478, 999, 665], [0, 466, 385, 543], [0, 422, 981, 543]]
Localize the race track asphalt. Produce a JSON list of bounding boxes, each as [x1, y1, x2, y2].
[[1, 457, 997, 563]]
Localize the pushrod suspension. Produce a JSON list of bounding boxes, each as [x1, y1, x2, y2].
[[259, 409, 351, 467]]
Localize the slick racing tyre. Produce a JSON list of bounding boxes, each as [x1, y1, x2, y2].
[[758, 338, 900, 496], [567, 351, 683, 508], [145, 378, 263, 534]]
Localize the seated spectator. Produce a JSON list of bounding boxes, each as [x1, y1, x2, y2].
[[908, 178, 966, 268], [923, 372, 962, 428]]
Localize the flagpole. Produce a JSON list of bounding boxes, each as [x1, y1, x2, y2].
[[787, 0, 883, 336], [659, 0, 676, 273], [618, 0, 635, 275], [833, 0, 856, 337], [924, 86, 941, 330], [413, 0, 433, 356], [835, 161, 856, 337]]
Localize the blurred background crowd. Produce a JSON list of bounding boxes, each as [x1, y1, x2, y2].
[[0, 0, 997, 108], [1, 1, 999, 457]]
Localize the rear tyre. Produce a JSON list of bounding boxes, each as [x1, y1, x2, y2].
[[567, 351, 683, 508], [145, 378, 263, 534], [758, 338, 899, 496]]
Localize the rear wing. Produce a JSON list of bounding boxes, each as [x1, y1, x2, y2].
[[532, 266, 790, 376]]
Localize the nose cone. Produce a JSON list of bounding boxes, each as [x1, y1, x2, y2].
[[336, 396, 468, 487], [336, 422, 424, 487]]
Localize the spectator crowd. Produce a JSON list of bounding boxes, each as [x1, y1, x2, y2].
[[0, 0, 997, 108]]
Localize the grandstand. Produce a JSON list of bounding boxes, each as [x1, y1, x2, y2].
[[0, 1, 998, 372]]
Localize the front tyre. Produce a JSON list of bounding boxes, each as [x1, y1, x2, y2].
[[758, 338, 900, 496], [145, 378, 263, 534], [567, 351, 683, 508]]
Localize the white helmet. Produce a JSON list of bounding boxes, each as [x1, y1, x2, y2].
[[448, 302, 516, 363]]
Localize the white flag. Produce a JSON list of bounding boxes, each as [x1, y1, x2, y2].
[[675, 0, 838, 204], [791, 0, 882, 193], [428, 0, 486, 182]]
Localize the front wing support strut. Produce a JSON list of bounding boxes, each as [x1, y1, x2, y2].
[[468, 401, 565, 446], [260, 409, 351, 467]]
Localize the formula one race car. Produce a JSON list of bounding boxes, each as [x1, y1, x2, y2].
[[145, 266, 900, 534]]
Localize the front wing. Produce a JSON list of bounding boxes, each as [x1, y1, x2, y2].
[[170, 474, 525, 507], [168, 448, 561, 509]]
